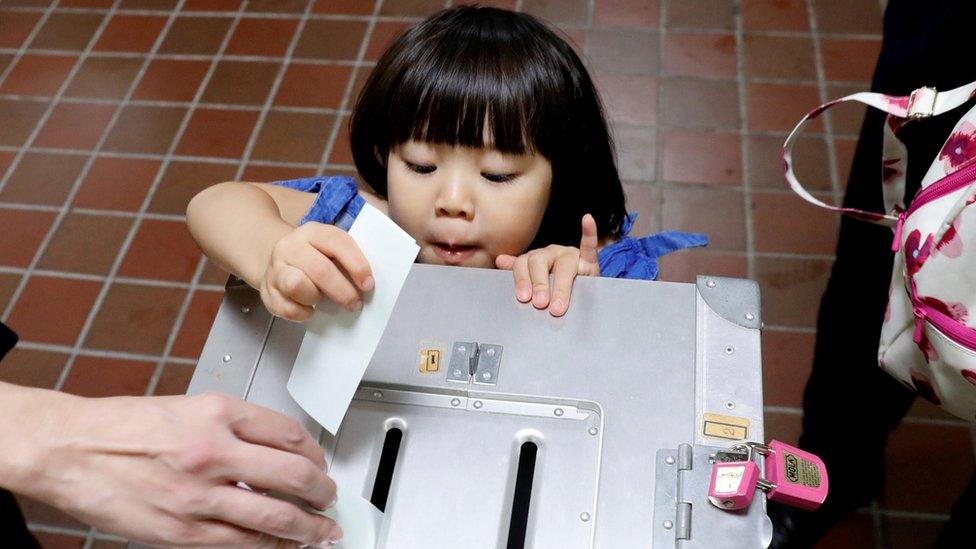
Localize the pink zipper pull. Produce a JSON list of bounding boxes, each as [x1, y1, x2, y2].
[[891, 211, 907, 252], [912, 306, 927, 343]]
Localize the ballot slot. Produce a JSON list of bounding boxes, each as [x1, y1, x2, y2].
[[506, 440, 539, 549], [370, 427, 403, 512], [327, 390, 601, 547]]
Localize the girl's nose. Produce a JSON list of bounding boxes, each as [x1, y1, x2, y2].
[[434, 179, 475, 220]]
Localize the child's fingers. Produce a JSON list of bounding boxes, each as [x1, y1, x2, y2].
[[495, 254, 517, 270], [512, 255, 532, 302], [528, 252, 554, 309], [579, 214, 599, 266], [274, 264, 321, 307], [549, 253, 578, 317], [298, 256, 363, 312], [264, 285, 314, 322], [302, 224, 374, 291]]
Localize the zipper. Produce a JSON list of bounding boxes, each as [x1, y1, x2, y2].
[[912, 300, 976, 351], [892, 161, 976, 251]]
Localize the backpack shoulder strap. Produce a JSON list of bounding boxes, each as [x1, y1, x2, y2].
[[783, 83, 976, 227]]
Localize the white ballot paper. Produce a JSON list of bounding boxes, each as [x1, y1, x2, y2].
[[287, 203, 419, 434], [317, 487, 385, 549]]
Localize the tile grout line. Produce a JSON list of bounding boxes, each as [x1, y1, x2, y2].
[[0, 48, 385, 67], [0, 0, 59, 88], [732, 0, 755, 280], [804, 0, 842, 206], [0, 6, 428, 22], [316, 0, 385, 173], [0, 0, 103, 198], [654, 0, 666, 233], [55, 0, 248, 404], [0, 6, 887, 39], [1, 0, 128, 322], [233, 0, 318, 180], [0, 264, 224, 290], [0, 202, 186, 219], [142, 0, 325, 398], [16, 339, 198, 365], [50, 0, 248, 398], [869, 499, 886, 549]]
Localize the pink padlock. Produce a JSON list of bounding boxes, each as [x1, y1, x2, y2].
[[752, 440, 829, 511], [708, 459, 761, 510]]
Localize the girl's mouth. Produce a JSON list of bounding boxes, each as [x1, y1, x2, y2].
[[431, 243, 478, 264]]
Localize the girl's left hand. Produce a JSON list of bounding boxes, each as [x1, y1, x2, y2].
[[495, 214, 601, 317]]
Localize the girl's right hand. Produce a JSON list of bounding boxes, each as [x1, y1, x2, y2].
[[260, 223, 375, 322]]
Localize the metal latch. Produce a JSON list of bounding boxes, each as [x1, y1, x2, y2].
[[445, 341, 503, 386]]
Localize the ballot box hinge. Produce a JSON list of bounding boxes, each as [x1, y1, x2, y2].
[[445, 341, 503, 386]]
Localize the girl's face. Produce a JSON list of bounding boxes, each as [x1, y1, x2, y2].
[[386, 139, 552, 268]]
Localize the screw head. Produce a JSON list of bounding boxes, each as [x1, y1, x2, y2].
[[588, 427, 599, 436], [453, 369, 462, 376], [663, 520, 674, 530], [725, 346, 734, 355], [665, 456, 676, 465], [706, 280, 716, 288], [744, 312, 755, 321], [222, 354, 232, 363], [241, 305, 251, 314], [725, 401, 735, 409], [486, 348, 495, 357], [481, 371, 492, 380], [723, 500, 734, 508], [554, 408, 564, 417], [458, 346, 466, 353], [473, 400, 483, 409], [580, 512, 591, 522], [372, 391, 383, 399], [450, 398, 461, 407]]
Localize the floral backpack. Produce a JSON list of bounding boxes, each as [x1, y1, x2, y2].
[[784, 81, 976, 421]]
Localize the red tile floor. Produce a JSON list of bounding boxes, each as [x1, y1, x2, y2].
[[0, 0, 971, 546]]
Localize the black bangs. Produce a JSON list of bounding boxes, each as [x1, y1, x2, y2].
[[383, 7, 569, 156], [351, 5, 628, 247]]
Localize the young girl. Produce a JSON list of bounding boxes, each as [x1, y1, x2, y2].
[[187, 6, 706, 322]]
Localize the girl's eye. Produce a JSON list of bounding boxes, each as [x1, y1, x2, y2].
[[406, 161, 436, 175], [482, 172, 518, 184]]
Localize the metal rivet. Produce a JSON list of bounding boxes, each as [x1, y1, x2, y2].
[[588, 427, 599, 436], [473, 400, 483, 409], [725, 401, 735, 409], [450, 398, 461, 407], [725, 346, 734, 355], [554, 408, 564, 417], [481, 371, 492, 380], [580, 512, 591, 522], [241, 305, 250, 314], [486, 348, 495, 357], [706, 280, 716, 288], [373, 391, 383, 399], [745, 312, 755, 321], [663, 520, 674, 530], [222, 354, 232, 363], [665, 456, 675, 465], [912, 249, 920, 258]]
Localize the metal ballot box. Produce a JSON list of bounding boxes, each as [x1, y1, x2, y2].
[[158, 265, 772, 548]]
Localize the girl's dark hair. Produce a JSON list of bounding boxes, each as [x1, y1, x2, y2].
[[350, 5, 627, 246]]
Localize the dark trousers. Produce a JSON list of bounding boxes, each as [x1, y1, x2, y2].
[[770, 1, 976, 546]]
